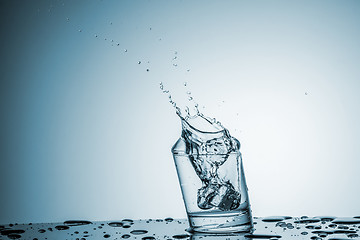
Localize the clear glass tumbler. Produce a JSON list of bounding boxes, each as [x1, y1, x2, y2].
[[172, 137, 253, 233]]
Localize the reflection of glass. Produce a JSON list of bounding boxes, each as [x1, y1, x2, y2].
[[172, 138, 253, 233], [190, 232, 248, 240]]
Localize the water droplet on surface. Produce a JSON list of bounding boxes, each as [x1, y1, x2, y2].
[[294, 218, 321, 224], [172, 234, 190, 239], [275, 222, 286, 227], [142, 237, 156, 240], [38, 229, 46, 233], [306, 225, 322, 229], [146, 69, 149, 72], [263, 216, 292, 222], [316, 216, 336, 222], [165, 217, 174, 222], [104, 234, 110, 238], [7, 234, 21, 239], [245, 234, 282, 239], [130, 230, 148, 235], [301, 231, 308, 235], [0, 230, 25, 235], [108, 222, 123, 227], [64, 220, 92, 226], [332, 218, 360, 224], [55, 225, 69, 230], [124, 49, 128, 52], [138, 61, 141, 64]]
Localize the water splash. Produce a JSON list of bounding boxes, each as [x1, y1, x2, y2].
[[162, 82, 241, 211]]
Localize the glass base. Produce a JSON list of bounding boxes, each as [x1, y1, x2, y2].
[[187, 209, 253, 234]]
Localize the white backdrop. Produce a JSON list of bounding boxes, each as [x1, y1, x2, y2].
[[0, 0, 360, 224]]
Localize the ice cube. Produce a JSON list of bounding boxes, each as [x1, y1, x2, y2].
[[217, 182, 241, 211], [197, 184, 218, 210], [197, 182, 241, 211]]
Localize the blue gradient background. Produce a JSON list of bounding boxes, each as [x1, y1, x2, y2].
[[1, 0, 360, 224]]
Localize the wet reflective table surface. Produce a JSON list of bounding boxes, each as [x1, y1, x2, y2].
[[1, 216, 360, 240]]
